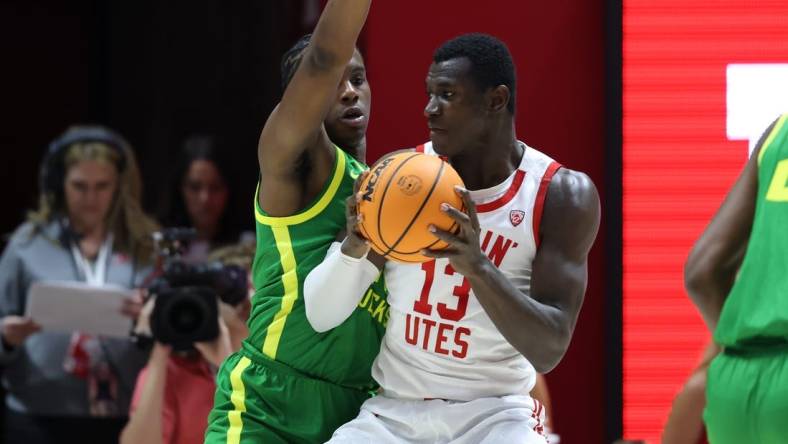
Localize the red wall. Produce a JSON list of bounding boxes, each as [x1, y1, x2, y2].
[[363, 2, 607, 444]]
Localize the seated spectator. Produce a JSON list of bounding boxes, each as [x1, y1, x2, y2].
[[120, 243, 253, 444], [157, 135, 249, 263], [0, 125, 159, 443]]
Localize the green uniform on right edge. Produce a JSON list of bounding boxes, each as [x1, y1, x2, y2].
[[205, 146, 389, 444], [705, 113, 788, 444]]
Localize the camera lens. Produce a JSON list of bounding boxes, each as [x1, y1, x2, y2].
[[168, 299, 205, 334], [150, 286, 219, 350]]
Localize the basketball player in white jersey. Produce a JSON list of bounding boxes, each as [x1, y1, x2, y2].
[[303, 33, 600, 443]]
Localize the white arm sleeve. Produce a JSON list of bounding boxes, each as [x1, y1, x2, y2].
[[304, 242, 380, 333]]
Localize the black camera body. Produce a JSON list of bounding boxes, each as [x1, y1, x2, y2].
[[151, 286, 219, 350], [146, 228, 247, 351]]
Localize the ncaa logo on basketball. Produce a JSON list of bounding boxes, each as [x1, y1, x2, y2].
[[362, 157, 395, 202], [509, 210, 525, 227], [397, 175, 423, 196]]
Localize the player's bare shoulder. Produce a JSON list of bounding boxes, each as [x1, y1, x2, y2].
[[549, 168, 599, 211], [542, 167, 600, 253]]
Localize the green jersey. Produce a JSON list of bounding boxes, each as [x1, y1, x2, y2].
[[715, 113, 788, 347], [247, 146, 388, 390]]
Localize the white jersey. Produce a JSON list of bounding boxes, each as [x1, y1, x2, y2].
[[372, 141, 562, 402]]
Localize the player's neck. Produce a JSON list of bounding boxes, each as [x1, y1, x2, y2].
[[450, 124, 522, 191], [344, 137, 367, 163]]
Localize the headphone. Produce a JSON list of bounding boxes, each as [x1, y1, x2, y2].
[[39, 125, 129, 204]]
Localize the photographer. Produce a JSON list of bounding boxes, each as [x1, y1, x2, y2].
[[120, 243, 252, 444], [0, 125, 159, 443]]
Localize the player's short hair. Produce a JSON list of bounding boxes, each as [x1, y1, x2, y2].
[[433, 33, 517, 114], [280, 35, 365, 94], [280, 34, 312, 92]]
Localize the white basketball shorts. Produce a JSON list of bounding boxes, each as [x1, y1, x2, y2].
[[327, 394, 549, 444]]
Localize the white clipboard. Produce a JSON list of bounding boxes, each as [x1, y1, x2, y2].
[[25, 281, 134, 337]]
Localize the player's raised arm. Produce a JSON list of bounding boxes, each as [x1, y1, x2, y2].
[[683, 118, 777, 331], [258, 0, 371, 178]]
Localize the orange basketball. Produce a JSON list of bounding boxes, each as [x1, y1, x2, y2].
[[357, 151, 465, 263]]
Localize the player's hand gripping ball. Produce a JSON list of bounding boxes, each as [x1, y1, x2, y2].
[[356, 152, 465, 263]]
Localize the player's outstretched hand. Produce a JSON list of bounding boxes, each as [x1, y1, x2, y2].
[[341, 170, 372, 258], [422, 186, 487, 276]]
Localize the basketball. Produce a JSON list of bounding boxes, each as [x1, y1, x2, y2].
[[357, 151, 465, 263]]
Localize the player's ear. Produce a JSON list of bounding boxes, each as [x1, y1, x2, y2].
[[487, 85, 510, 114]]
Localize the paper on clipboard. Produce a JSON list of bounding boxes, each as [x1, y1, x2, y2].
[[25, 281, 134, 337]]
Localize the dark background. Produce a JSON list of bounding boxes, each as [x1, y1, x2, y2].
[[1, 0, 317, 236], [1, 1, 620, 443]]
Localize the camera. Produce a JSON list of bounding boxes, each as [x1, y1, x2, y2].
[[145, 228, 248, 351]]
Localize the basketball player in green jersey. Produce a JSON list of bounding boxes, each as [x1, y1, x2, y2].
[[685, 113, 788, 443], [204, 1, 389, 443]]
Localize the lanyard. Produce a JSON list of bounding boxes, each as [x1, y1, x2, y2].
[[70, 234, 114, 286]]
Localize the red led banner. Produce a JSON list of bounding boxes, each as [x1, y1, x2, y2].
[[623, 1, 788, 441]]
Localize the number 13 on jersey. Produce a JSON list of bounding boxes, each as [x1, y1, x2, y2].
[[405, 261, 471, 359]]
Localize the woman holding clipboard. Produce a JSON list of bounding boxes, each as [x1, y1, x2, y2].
[[0, 125, 159, 443]]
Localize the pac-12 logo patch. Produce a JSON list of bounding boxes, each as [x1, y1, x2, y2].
[[509, 210, 525, 227]]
